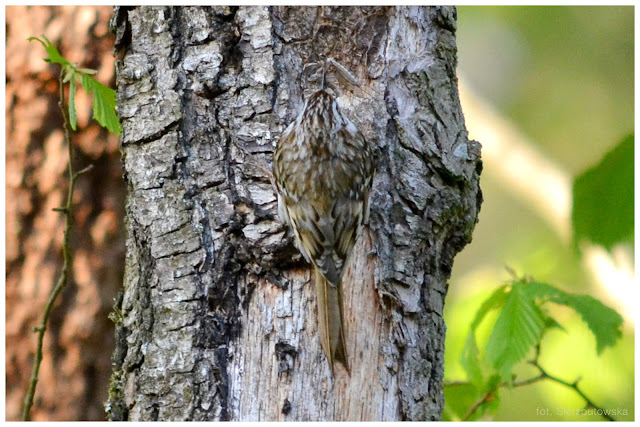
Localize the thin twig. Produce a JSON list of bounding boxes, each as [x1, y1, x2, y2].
[[21, 72, 79, 421], [443, 380, 469, 387], [453, 343, 616, 421], [531, 360, 615, 421], [461, 390, 494, 421], [460, 375, 546, 421]]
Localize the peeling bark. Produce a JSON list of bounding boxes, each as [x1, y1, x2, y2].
[[107, 6, 481, 421]]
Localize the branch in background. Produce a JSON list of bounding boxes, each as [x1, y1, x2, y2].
[[21, 72, 93, 421], [448, 345, 616, 422], [21, 35, 118, 420], [530, 358, 614, 421], [459, 374, 544, 421]]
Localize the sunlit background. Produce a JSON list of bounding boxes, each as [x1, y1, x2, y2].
[[5, 5, 634, 421], [445, 6, 634, 420]]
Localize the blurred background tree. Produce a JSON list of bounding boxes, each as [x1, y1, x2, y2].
[[445, 6, 634, 421], [4, 5, 634, 421], [5, 6, 124, 421]]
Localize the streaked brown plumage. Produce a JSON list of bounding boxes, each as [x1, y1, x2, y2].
[[273, 89, 374, 373]]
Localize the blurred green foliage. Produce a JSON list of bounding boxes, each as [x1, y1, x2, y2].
[[449, 277, 623, 420], [458, 6, 633, 172], [572, 135, 634, 251], [447, 6, 634, 421]]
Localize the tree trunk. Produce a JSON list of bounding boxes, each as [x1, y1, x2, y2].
[[107, 6, 481, 421]]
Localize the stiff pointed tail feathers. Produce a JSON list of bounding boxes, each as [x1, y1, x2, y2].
[[314, 268, 349, 374]]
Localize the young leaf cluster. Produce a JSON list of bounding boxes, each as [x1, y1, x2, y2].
[[461, 278, 622, 388], [28, 35, 121, 135], [448, 277, 624, 420]]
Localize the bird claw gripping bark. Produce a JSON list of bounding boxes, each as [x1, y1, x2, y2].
[[273, 63, 374, 374]]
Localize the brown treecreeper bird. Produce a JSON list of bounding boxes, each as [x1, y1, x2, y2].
[[273, 62, 374, 373]]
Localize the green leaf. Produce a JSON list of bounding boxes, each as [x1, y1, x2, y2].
[[478, 374, 502, 417], [68, 75, 78, 131], [458, 277, 623, 409], [28, 35, 70, 67], [485, 283, 546, 381], [572, 135, 634, 251], [564, 295, 623, 354], [460, 285, 510, 386], [461, 332, 484, 387], [541, 312, 566, 333], [478, 389, 501, 419], [524, 281, 623, 354], [80, 74, 121, 135], [29, 34, 121, 135], [443, 382, 479, 421], [469, 285, 511, 330]]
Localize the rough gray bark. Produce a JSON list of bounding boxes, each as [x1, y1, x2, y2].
[[107, 6, 481, 421]]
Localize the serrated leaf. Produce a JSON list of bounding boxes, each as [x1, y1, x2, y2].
[[572, 135, 634, 251], [525, 281, 623, 354], [28, 35, 70, 67], [485, 283, 545, 381], [68, 76, 78, 131], [80, 74, 121, 135], [460, 285, 510, 386], [563, 295, 622, 353]]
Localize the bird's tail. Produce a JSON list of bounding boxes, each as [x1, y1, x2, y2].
[[314, 268, 349, 373]]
